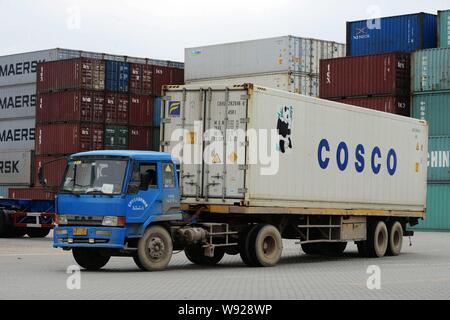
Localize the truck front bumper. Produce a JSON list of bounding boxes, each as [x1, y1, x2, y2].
[[53, 226, 126, 249]]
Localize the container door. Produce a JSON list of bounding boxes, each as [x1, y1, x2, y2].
[[162, 89, 205, 199], [203, 89, 248, 200]]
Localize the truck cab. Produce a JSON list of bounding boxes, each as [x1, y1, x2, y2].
[[53, 150, 183, 270]]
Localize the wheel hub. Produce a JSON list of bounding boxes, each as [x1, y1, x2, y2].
[[148, 237, 165, 259]]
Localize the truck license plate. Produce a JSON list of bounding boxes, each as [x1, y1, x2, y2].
[[74, 228, 87, 236]]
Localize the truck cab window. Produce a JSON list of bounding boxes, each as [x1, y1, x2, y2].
[[135, 163, 158, 191]]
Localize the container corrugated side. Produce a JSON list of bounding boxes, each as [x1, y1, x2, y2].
[[414, 184, 450, 230], [0, 151, 33, 185], [347, 12, 437, 56], [129, 64, 153, 95], [162, 84, 428, 212], [0, 118, 35, 152], [0, 84, 36, 120], [438, 10, 450, 48], [332, 96, 410, 116], [427, 137, 450, 183], [129, 127, 152, 151], [412, 91, 450, 136], [412, 48, 450, 93], [153, 66, 184, 96], [106, 61, 129, 93], [105, 93, 129, 125], [185, 36, 345, 81], [8, 187, 55, 200], [320, 53, 410, 99], [34, 155, 67, 187], [105, 125, 128, 150], [130, 95, 153, 126]]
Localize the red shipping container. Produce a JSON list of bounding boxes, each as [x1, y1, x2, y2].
[[153, 66, 184, 96], [129, 127, 152, 150], [129, 64, 153, 95], [34, 155, 68, 187], [92, 92, 105, 123], [9, 188, 56, 201], [319, 53, 410, 99], [37, 58, 105, 93], [36, 123, 104, 155], [129, 95, 153, 126], [333, 96, 410, 117], [105, 93, 129, 124]]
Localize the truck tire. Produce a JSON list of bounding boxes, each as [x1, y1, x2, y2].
[[133, 255, 147, 271], [365, 220, 388, 258], [26, 229, 51, 238], [386, 221, 403, 256], [301, 243, 322, 255], [136, 225, 173, 271], [319, 242, 347, 256], [72, 248, 111, 271], [185, 245, 225, 266], [239, 225, 259, 267], [248, 224, 283, 267], [0, 210, 13, 238]]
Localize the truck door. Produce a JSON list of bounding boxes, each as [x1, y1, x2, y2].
[[161, 162, 180, 215]]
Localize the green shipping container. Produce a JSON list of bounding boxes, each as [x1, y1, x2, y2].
[[414, 183, 450, 230], [438, 10, 450, 48], [105, 125, 129, 150], [152, 128, 161, 152], [412, 48, 450, 92], [412, 92, 450, 136], [428, 136, 450, 182]]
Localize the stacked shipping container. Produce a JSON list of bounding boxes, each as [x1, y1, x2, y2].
[[0, 49, 183, 199], [412, 47, 450, 230], [438, 10, 450, 48], [185, 36, 345, 96]]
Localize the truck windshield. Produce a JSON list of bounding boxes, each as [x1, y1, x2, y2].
[[60, 158, 128, 195]]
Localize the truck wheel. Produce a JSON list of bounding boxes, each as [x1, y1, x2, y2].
[[133, 255, 147, 271], [386, 221, 403, 256], [72, 248, 110, 271], [0, 210, 12, 238], [239, 225, 259, 267], [26, 229, 51, 238], [137, 225, 173, 271], [248, 224, 283, 267], [185, 245, 225, 266], [301, 243, 322, 255], [319, 242, 347, 256], [366, 220, 388, 258]]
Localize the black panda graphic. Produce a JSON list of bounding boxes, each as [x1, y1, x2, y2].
[[277, 106, 293, 154]]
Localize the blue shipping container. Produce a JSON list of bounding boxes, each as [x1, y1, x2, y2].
[[347, 12, 437, 56], [106, 61, 129, 92], [153, 97, 162, 127]]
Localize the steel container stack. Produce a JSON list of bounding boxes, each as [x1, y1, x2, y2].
[[438, 10, 450, 48], [184, 36, 345, 96], [412, 46, 450, 230], [0, 48, 184, 199]]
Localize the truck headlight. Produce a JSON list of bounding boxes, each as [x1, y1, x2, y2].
[[57, 215, 68, 225], [102, 216, 125, 227]]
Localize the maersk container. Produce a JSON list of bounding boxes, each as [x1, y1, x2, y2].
[[106, 61, 129, 93], [320, 53, 410, 99], [36, 123, 104, 155], [427, 136, 450, 183], [161, 84, 428, 211], [333, 95, 410, 117], [0, 151, 33, 185], [37, 58, 105, 93], [412, 48, 450, 93], [0, 118, 35, 152], [347, 12, 437, 56], [37, 91, 105, 123], [412, 92, 450, 136], [414, 184, 450, 230], [130, 95, 153, 126], [0, 84, 36, 120], [438, 10, 450, 48], [153, 97, 162, 127], [185, 36, 345, 81], [187, 73, 319, 96]]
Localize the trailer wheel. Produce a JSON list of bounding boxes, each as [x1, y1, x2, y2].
[[319, 242, 347, 256], [26, 229, 51, 238], [239, 225, 259, 267], [72, 248, 111, 271], [366, 220, 388, 258], [185, 245, 225, 266], [0, 210, 13, 238], [136, 225, 173, 271], [386, 221, 403, 256], [249, 224, 283, 267], [301, 243, 322, 255]]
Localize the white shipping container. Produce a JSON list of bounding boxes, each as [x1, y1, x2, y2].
[[185, 36, 345, 81], [162, 84, 428, 213], [0, 151, 32, 185], [0, 118, 35, 152], [187, 72, 319, 96], [0, 84, 36, 119]]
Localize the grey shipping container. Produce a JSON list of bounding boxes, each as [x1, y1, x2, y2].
[[412, 48, 450, 93], [0, 151, 33, 185], [0, 84, 36, 120], [185, 36, 345, 82], [412, 92, 450, 136], [0, 118, 35, 152], [0, 48, 184, 87]]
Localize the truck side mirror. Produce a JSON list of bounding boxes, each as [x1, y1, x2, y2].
[[38, 166, 47, 187]]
